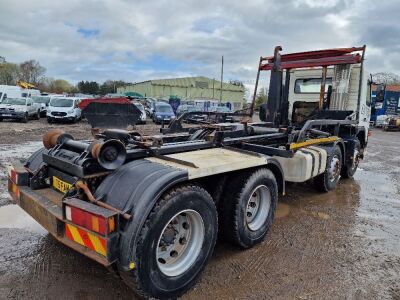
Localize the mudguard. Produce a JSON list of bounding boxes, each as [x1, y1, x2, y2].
[[93, 159, 188, 269], [316, 139, 346, 164], [25, 147, 47, 172], [265, 158, 285, 195]]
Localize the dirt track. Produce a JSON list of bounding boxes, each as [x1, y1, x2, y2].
[[0, 119, 399, 299]]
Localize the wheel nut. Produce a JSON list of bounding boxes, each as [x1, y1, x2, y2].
[[179, 237, 187, 245], [182, 222, 189, 229]]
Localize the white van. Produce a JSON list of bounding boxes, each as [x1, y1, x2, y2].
[[0, 85, 23, 103], [47, 97, 82, 123], [22, 89, 41, 98]]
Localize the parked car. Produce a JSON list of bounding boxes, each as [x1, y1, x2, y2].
[[33, 95, 51, 117], [152, 102, 176, 124], [0, 97, 40, 122], [133, 102, 147, 124], [210, 106, 233, 113], [143, 98, 157, 117], [209, 105, 236, 123], [176, 104, 203, 116], [47, 97, 82, 123]]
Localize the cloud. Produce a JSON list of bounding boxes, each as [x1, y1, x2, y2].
[[0, 0, 399, 85]]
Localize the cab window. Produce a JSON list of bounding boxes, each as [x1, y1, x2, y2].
[[295, 78, 332, 94]]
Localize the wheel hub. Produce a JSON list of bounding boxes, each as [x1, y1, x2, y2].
[[156, 210, 205, 277], [245, 185, 271, 231]]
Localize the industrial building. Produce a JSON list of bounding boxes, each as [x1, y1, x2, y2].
[[117, 76, 246, 110]]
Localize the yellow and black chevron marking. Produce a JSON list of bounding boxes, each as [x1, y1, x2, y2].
[[65, 223, 106, 256]]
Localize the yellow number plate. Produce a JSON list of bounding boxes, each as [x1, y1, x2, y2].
[[52, 176, 72, 193]]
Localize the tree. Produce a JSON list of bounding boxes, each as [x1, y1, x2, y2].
[[99, 80, 129, 95], [78, 80, 100, 94], [49, 79, 74, 94], [255, 87, 268, 109], [0, 61, 20, 85], [19, 60, 46, 85]]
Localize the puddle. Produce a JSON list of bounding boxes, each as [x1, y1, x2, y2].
[[0, 141, 42, 159], [0, 204, 47, 234]]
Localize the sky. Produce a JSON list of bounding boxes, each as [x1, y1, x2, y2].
[[0, 0, 399, 92]]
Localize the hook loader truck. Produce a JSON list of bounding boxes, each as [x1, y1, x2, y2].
[[7, 45, 371, 299]]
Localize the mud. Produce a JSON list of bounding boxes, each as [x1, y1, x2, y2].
[[0, 120, 399, 299]]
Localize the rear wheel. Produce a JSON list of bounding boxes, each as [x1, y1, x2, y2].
[[314, 144, 342, 192], [219, 168, 278, 249], [120, 185, 217, 299], [341, 140, 361, 179]]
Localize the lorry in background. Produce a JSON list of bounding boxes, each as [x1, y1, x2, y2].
[[370, 84, 400, 126], [7, 45, 370, 299]]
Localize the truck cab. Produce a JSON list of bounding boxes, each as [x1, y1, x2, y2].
[[288, 66, 371, 145]]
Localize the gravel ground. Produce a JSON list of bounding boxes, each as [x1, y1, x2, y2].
[[0, 118, 399, 299]]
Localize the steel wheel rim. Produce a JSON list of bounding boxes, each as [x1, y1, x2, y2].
[[329, 155, 341, 182], [246, 185, 271, 231], [156, 209, 205, 277]]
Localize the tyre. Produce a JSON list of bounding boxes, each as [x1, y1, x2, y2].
[[314, 144, 342, 192], [35, 110, 40, 120], [219, 168, 278, 249], [341, 140, 361, 179], [22, 113, 28, 123], [47, 118, 53, 124], [120, 185, 218, 299]]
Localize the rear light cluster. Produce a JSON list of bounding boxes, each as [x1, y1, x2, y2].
[[8, 179, 20, 200], [65, 205, 115, 236], [9, 168, 17, 183]]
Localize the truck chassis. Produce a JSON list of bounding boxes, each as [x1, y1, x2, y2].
[[7, 46, 370, 299]]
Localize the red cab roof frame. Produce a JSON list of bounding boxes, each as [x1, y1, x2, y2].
[[259, 46, 365, 71]]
